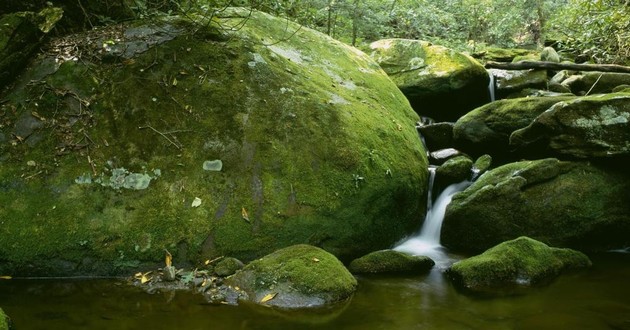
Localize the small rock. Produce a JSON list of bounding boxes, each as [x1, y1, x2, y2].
[[348, 250, 434, 274]]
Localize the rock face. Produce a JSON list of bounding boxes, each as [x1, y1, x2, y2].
[[448, 236, 591, 295], [562, 72, 630, 95], [489, 68, 548, 99], [0, 8, 428, 276], [370, 38, 489, 121], [453, 96, 576, 157], [442, 158, 630, 253], [511, 92, 630, 158], [348, 250, 434, 274], [226, 244, 357, 308]]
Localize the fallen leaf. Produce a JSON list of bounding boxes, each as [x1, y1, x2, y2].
[[204, 259, 210, 265], [192, 197, 202, 208], [134, 272, 143, 278], [172, 77, 178, 86], [165, 250, 173, 268], [312, 258, 320, 262], [260, 292, 277, 303], [242, 207, 250, 222], [141, 275, 150, 284], [0, 276, 12, 280]]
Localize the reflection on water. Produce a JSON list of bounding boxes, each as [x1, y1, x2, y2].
[[1, 253, 630, 330]]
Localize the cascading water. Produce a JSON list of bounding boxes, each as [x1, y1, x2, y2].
[[394, 169, 471, 268], [488, 70, 496, 102]]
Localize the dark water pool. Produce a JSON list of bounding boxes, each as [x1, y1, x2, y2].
[[1, 253, 629, 330]]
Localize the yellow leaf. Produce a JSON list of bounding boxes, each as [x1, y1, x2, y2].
[[241, 207, 250, 222], [141, 275, 150, 284], [204, 259, 210, 265], [172, 77, 178, 86], [0, 276, 12, 280], [165, 250, 173, 268], [312, 258, 320, 262], [134, 272, 143, 278], [260, 292, 277, 304]]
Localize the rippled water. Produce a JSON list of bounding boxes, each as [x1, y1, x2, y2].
[[1, 253, 629, 330]]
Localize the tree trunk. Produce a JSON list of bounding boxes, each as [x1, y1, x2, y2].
[[485, 60, 630, 74]]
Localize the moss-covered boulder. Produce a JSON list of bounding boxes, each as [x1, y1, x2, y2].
[[417, 122, 454, 152], [369, 39, 490, 121], [511, 92, 630, 158], [447, 236, 591, 295], [435, 155, 472, 186], [226, 244, 357, 308], [0, 308, 9, 330], [348, 249, 434, 274], [489, 68, 548, 99], [442, 158, 630, 253], [214, 257, 244, 277], [472, 154, 492, 177], [453, 95, 576, 157], [0, 8, 428, 276], [562, 72, 630, 95], [473, 47, 537, 62], [0, 7, 63, 89]]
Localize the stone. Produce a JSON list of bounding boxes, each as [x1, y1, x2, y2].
[[429, 148, 464, 165], [348, 249, 434, 274], [453, 95, 576, 157], [370, 39, 490, 121], [0, 8, 428, 276], [540, 47, 560, 63], [442, 158, 630, 253], [472, 154, 492, 178], [511, 92, 630, 158], [436, 155, 473, 186], [214, 257, 244, 277], [489, 68, 548, 99], [562, 72, 630, 95], [448, 236, 591, 295], [473, 47, 537, 62], [226, 244, 357, 308], [417, 122, 454, 152]]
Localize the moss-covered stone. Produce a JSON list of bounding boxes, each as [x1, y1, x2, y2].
[[442, 158, 630, 253], [453, 95, 576, 157], [448, 236, 591, 295], [563, 72, 630, 95], [226, 244, 357, 308], [436, 155, 473, 185], [472, 154, 492, 177], [417, 122, 454, 152], [370, 39, 490, 121], [0, 8, 428, 276], [474, 47, 537, 62], [0, 7, 63, 89], [348, 249, 434, 274], [214, 257, 244, 277], [0, 308, 9, 330], [489, 68, 548, 99], [511, 92, 630, 158]]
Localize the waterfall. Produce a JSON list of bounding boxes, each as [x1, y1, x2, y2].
[[488, 70, 496, 102], [394, 174, 470, 268]]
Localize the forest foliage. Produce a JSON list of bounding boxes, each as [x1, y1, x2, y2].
[[3, 0, 629, 63]]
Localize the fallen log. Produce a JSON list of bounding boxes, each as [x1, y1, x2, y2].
[[485, 60, 630, 74]]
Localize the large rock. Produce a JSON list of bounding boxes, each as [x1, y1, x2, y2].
[[442, 158, 630, 253], [348, 249, 434, 274], [562, 72, 630, 95], [370, 39, 489, 122], [453, 95, 576, 157], [489, 68, 548, 99], [511, 92, 630, 158], [226, 244, 357, 308], [0, 8, 428, 276], [448, 236, 591, 295], [0, 7, 63, 89]]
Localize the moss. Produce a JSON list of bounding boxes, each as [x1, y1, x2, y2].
[[453, 95, 576, 156], [0, 308, 8, 330], [448, 236, 591, 294], [226, 244, 357, 308], [214, 257, 244, 277], [442, 158, 630, 253], [436, 155, 473, 185], [348, 250, 434, 274], [0, 9, 427, 276]]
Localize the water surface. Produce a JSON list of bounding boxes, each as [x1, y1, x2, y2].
[[1, 253, 629, 330]]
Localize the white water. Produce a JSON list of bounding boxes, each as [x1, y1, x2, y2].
[[488, 70, 496, 102], [394, 173, 470, 268]]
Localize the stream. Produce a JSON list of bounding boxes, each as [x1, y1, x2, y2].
[[1, 252, 629, 329]]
